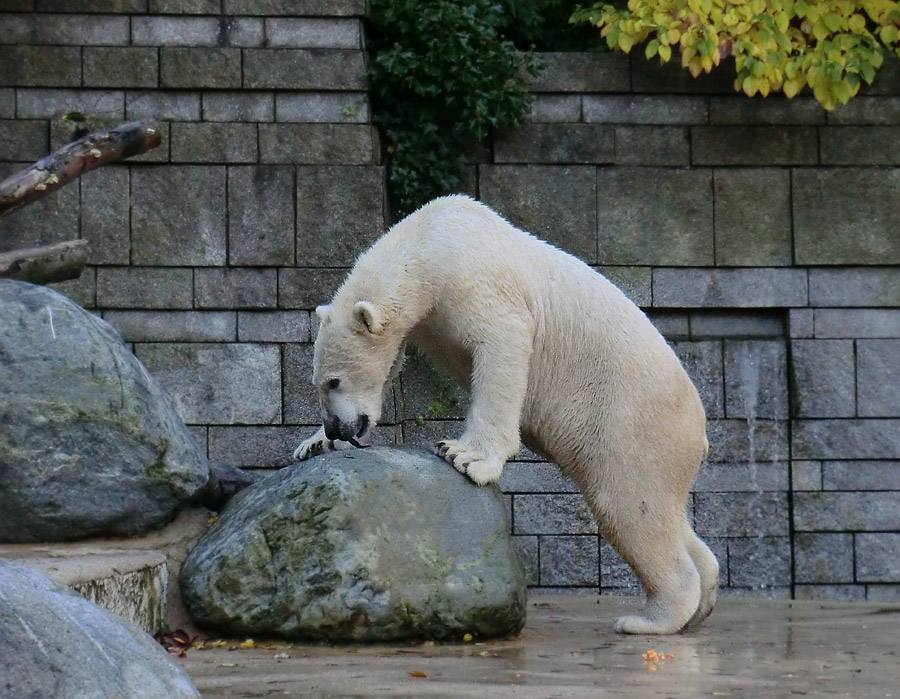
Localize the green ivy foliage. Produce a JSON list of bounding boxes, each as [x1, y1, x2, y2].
[[368, 0, 541, 219]]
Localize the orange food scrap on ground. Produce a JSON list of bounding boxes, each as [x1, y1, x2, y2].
[[409, 670, 428, 678], [641, 649, 675, 671]]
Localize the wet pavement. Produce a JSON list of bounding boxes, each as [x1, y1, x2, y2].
[[179, 594, 900, 698]]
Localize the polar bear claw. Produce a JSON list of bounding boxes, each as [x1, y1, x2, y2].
[[434, 440, 503, 485]]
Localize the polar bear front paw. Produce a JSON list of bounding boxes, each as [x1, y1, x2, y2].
[[434, 440, 503, 486], [292, 434, 335, 461]]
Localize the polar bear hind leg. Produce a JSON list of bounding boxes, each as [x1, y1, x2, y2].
[[587, 487, 703, 635], [684, 524, 719, 627]]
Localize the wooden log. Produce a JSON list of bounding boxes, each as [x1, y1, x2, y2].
[[0, 240, 91, 284], [0, 120, 161, 219]]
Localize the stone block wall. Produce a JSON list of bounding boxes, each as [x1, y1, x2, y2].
[[2, 6, 899, 601]]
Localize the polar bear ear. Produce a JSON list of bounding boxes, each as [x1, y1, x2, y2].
[[315, 305, 331, 324], [353, 300, 384, 335]]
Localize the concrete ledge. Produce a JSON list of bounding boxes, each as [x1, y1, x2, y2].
[[0, 508, 211, 634]]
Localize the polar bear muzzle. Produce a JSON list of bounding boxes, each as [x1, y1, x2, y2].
[[324, 413, 370, 448]]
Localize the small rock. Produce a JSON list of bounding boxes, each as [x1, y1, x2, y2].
[[0, 281, 209, 542], [181, 446, 527, 642], [0, 559, 200, 699]]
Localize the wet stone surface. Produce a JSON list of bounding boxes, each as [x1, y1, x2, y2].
[[179, 594, 900, 699]]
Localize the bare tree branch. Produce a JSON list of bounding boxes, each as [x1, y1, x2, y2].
[[0, 120, 162, 219], [0, 240, 91, 284]]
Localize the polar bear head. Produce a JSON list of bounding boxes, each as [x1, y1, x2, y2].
[[312, 301, 404, 446]]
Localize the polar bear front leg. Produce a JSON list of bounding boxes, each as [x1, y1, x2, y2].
[[293, 426, 353, 461], [435, 323, 533, 486]]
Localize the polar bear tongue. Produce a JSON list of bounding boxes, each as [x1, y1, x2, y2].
[[347, 435, 370, 448]]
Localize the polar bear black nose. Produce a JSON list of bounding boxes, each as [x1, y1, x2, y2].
[[324, 415, 343, 441]]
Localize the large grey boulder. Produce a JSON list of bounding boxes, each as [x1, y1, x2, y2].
[[181, 446, 527, 642], [0, 280, 209, 543], [0, 559, 200, 699]]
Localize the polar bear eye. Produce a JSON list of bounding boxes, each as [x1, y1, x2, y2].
[[326, 378, 340, 390]]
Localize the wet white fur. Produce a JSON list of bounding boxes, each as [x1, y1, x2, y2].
[[294, 195, 718, 634]]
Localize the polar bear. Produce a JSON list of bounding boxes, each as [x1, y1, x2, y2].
[[293, 195, 718, 635]]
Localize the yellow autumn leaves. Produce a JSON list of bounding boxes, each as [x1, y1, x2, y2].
[[571, 0, 900, 109]]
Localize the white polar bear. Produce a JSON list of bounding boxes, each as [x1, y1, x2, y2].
[[293, 195, 718, 635]]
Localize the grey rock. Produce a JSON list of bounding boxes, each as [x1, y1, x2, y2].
[[181, 447, 526, 641], [0, 560, 200, 699], [0, 281, 209, 543]]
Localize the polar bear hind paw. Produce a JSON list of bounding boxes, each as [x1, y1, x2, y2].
[[434, 440, 503, 486], [293, 435, 334, 461], [614, 614, 683, 635]]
